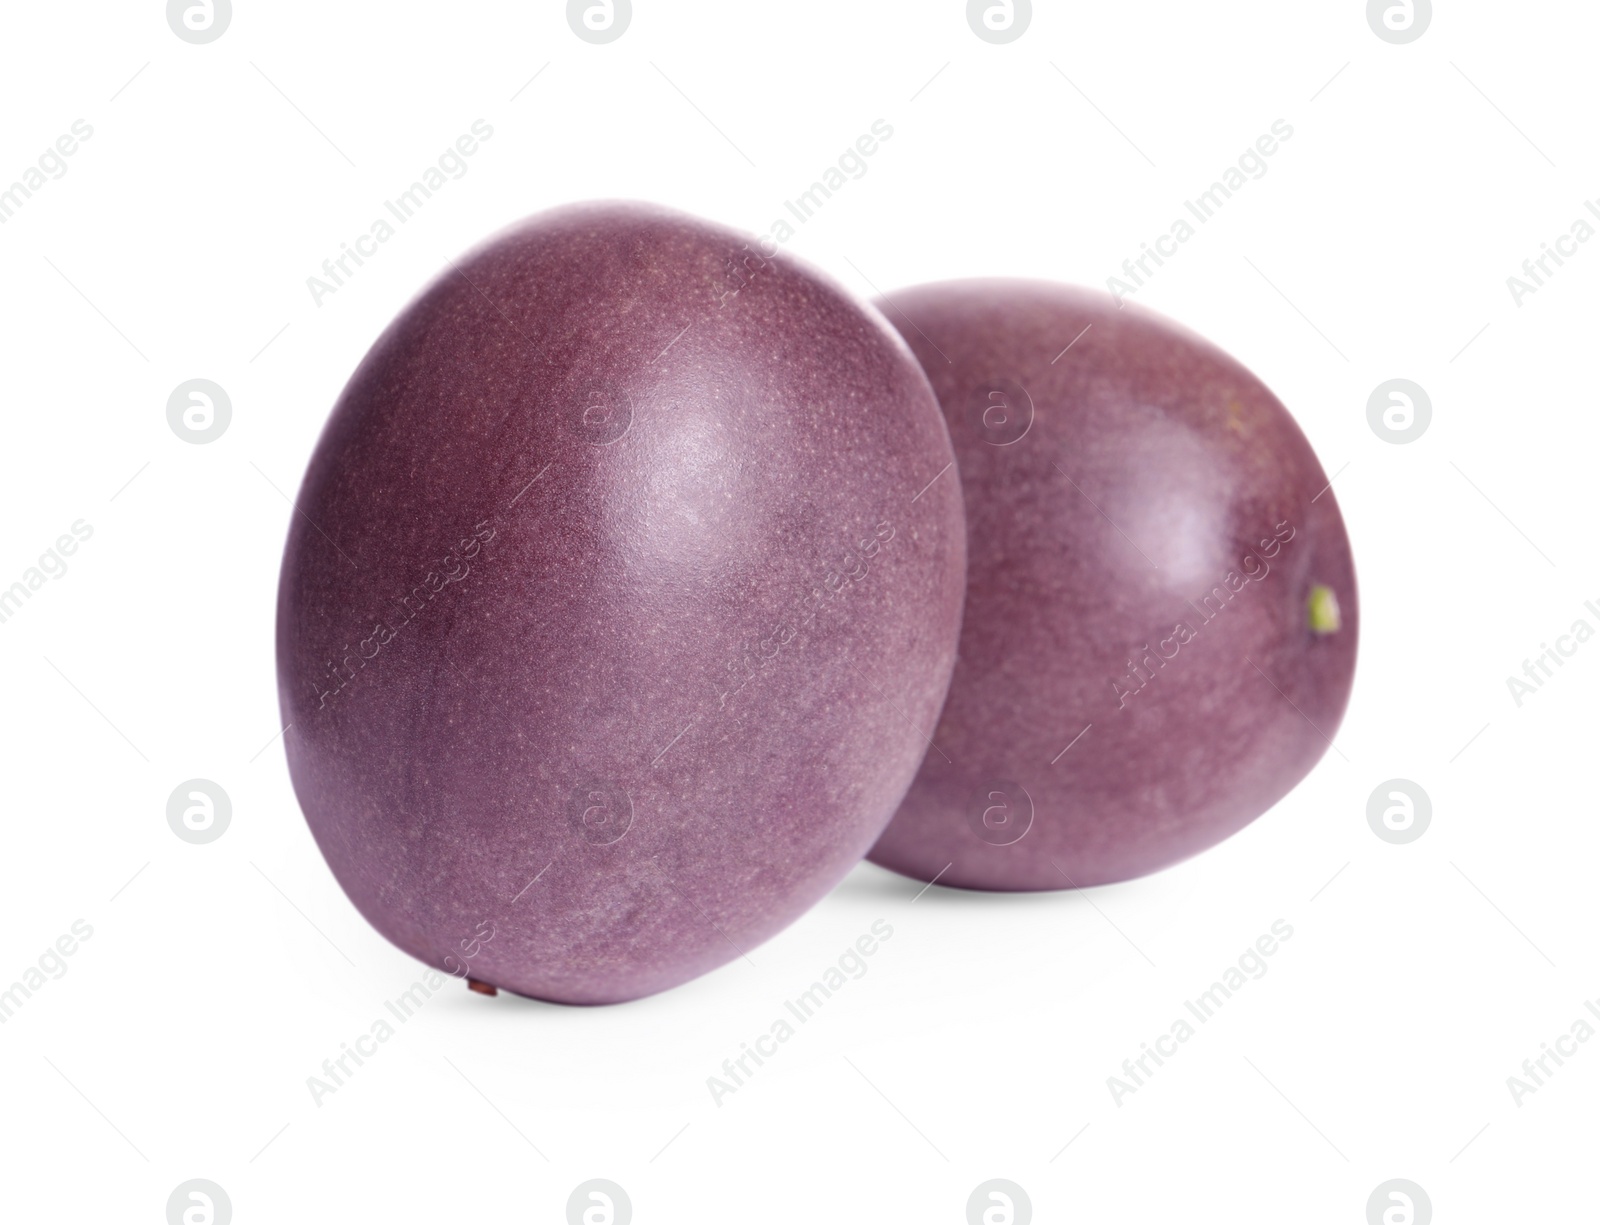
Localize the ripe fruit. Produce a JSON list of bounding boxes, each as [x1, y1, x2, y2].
[[275, 203, 965, 1002], [866, 280, 1357, 890]]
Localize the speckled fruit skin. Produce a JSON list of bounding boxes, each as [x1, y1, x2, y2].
[[275, 202, 965, 1004], [866, 280, 1357, 890]]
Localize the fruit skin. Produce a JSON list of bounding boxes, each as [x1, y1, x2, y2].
[[866, 280, 1357, 890], [275, 202, 965, 1003]]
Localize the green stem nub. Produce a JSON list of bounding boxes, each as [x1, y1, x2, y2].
[[1307, 584, 1340, 635]]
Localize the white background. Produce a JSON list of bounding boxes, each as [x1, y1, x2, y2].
[[1, 2, 1594, 1222]]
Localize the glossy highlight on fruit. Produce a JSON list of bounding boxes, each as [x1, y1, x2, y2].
[[866, 280, 1357, 890], [276, 202, 966, 1003]]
